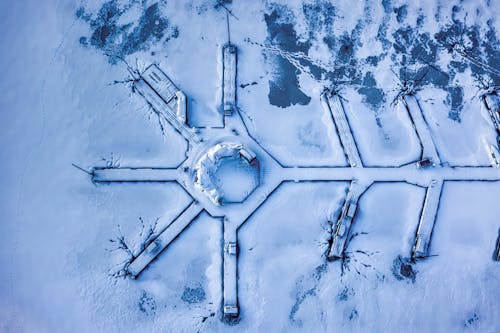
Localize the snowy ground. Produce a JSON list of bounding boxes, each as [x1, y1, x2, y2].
[[1, 0, 499, 332]]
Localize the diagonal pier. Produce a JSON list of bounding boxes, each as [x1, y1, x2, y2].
[[134, 64, 200, 144], [127, 201, 204, 277]]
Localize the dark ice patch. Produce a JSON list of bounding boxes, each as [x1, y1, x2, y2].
[[77, 1, 178, 64], [392, 27, 439, 65], [435, 21, 499, 84], [348, 308, 359, 321], [366, 56, 379, 66], [264, 6, 312, 108], [410, 32, 438, 64], [181, 285, 206, 304], [394, 5, 408, 24], [392, 255, 417, 283], [323, 23, 364, 85], [446, 86, 464, 122], [382, 0, 392, 14], [433, 20, 499, 119], [268, 65, 311, 108], [79, 36, 88, 46], [390, 25, 478, 121], [302, 0, 336, 37], [449, 60, 468, 73], [377, 21, 391, 50], [138, 291, 156, 316], [264, 3, 374, 108], [397, 65, 449, 96], [323, 22, 395, 111], [337, 34, 356, 63], [451, 5, 462, 22], [416, 14, 425, 28], [482, 23, 500, 85], [358, 72, 385, 110]]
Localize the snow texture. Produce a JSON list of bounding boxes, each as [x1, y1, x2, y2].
[[1, 0, 499, 332]]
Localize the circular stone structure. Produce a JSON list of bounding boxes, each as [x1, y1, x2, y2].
[[193, 143, 260, 205]]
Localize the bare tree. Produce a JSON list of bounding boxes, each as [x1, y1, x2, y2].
[[107, 217, 160, 278]]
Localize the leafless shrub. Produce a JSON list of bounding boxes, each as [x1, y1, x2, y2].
[[107, 217, 160, 278], [472, 74, 499, 100], [100, 153, 121, 168], [390, 65, 430, 107]]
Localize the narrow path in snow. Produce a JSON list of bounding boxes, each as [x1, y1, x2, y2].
[[92, 167, 180, 183]]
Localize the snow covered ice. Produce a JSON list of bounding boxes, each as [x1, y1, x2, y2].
[[1, 0, 499, 332]]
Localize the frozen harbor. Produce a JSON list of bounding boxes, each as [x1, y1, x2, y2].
[[1, 0, 499, 332]]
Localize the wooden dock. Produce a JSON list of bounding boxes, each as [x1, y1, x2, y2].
[[321, 89, 362, 168], [412, 179, 443, 259], [403, 95, 440, 164], [127, 202, 204, 277], [134, 64, 199, 143], [222, 44, 237, 116], [223, 227, 239, 318], [328, 181, 370, 259]]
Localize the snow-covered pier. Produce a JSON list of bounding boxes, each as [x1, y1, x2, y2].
[[127, 202, 203, 277], [321, 89, 362, 167], [222, 44, 237, 116], [328, 181, 370, 259], [483, 93, 500, 131], [92, 167, 179, 183], [483, 93, 500, 148], [403, 95, 440, 165], [142, 65, 179, 105], [411, 179, 443, 259], [282, 166, 500, 184], [134, 64, 199, 143], [222, 227, 239, 318]]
